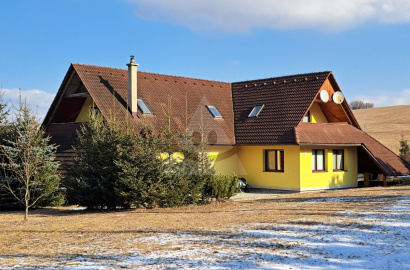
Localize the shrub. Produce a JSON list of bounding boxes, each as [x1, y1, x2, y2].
[[203, 174, 239, 201]]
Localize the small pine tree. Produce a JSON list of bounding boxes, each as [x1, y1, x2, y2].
[[399, 135, 410, 162], [0, 101, 61, 220], [64, 112, 134, 209], [64, 95, 238, 209]]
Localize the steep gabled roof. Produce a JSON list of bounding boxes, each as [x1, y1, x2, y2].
[[295, 123, 410, 176], [44, 64, 235, 145], [232, 71, 331, 144], [44, 63, 409, 176]]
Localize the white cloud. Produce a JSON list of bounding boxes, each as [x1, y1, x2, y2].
[[1, 88, 55, 121], [129, 0, 410, 32], [353, 89, 410, 107]]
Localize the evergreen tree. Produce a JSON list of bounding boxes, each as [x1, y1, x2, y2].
[[64, 113, 155, 209], [0, 102, 61, 220], [0, 90, 8, 128], [115, 127, 165, 208], [0, 91, 16, 210], [64, 100, 238, 209], [399, 135, 410, 162], [159, 131, 215, 207]]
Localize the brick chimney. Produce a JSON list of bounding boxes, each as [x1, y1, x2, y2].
[[127, 56, 138, 117]]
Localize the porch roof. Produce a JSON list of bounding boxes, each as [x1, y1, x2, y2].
[[295, 123, 410, 176]]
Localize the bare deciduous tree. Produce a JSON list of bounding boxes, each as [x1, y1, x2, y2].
[[350, 101, 374, 110], [0, 101, 60, 220]]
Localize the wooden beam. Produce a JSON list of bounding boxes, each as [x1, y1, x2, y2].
[[65, 92, 90, 98]]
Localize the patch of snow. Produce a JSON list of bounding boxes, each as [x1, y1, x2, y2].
[[3, 195, 410, 269]]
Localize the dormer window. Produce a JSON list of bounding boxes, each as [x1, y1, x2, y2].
[[137, 99, 152, 114], [206, 105, 223, 119], [248, 104, 264, 118]]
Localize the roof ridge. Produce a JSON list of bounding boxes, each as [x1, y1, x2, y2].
[[232, 71, 331, 84], [139, 71, 230, 84], [71, 63, 230, 84], [71, 63, 127, 72]]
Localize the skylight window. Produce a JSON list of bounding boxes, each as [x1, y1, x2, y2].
[[248, 104, 264, 118], [206, 105, 223, 119], [137, 99, 152, 114]]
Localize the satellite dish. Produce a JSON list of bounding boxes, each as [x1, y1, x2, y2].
[[333, 91, 345, 104], [319, 90, 329, 103]]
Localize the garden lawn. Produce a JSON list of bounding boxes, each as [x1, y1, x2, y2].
[[0, 186, 409, 269]]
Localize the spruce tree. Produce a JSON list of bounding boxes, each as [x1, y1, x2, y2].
[[399, 135, 410, 162], [0, 101, 61, 220]]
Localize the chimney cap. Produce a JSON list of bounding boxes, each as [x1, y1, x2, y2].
[[127, 55, 138, 67]]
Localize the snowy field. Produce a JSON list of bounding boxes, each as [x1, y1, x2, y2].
[[2, 194, 410, 269]]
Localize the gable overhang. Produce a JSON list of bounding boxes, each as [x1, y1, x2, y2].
[[42, 64, 76, 129], [299, 72, 361, 129], [298, 143, 362, 147], [359, 144, 389, 175]]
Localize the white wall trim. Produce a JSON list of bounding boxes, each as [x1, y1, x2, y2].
[[249, 184, 358, 192], [249, 185, 301, 191], [299, 184, 358, 191]]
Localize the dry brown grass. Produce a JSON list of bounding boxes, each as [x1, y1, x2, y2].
[[0, 185, 409, 268], [353, 105, 410, 154]]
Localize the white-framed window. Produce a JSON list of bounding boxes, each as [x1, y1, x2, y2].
[[249, 104, 264, 118], [205, 105, 223, 119], [137, 99, 153, 114]]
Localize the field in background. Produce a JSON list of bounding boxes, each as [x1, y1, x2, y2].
[[1, 186, 409, 269], [354, 105, 410, 155]]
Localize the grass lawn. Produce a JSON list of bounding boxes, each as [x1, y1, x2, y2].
[[1, 185, 409, 269]]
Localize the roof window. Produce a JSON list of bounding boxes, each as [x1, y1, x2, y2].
[[205, 105, 223, 119], [137, 99, 152, 114], [248, 104, 264, 118]]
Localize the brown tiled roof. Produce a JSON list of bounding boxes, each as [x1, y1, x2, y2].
[[46, 64, 235, 145], [43, 64, 409, 176], [232, 71, 331, 144], [296, 123, 410, 176]]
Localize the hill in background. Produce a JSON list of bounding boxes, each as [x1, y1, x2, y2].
[[353, 105, 410, 155]]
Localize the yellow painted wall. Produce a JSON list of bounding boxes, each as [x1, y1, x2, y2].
[[209, 146, 242, 175], [75, 97, 95, 122], [310, 103, 328, 123], [300, 146, 358, 190], [236, 145, 301, 190]]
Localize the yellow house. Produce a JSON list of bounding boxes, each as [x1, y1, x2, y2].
[[43, 57, 410, 191]]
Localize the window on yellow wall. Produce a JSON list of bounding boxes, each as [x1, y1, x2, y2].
[[264, 150, 284, 172], [93, 107, 99, 117], [333, 149, 344, 171], [303, 111, 310, 123], [312, 149, 325, 172]]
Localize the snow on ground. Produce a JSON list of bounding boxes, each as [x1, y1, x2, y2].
[[3, 195, 410, 269]]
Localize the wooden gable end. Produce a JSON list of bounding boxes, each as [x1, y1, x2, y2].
[[304, 75, 360, 128], [44, 67, 91, 125]]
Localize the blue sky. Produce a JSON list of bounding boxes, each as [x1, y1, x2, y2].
[[1, 0, 409, 119]]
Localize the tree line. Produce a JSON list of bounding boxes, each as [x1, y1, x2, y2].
[[350, 101, 374, 110]]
